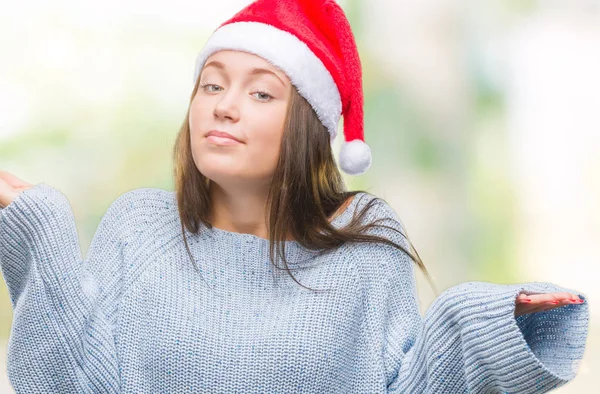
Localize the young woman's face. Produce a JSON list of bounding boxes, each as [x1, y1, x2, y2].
[[189, 50, 292, 188]]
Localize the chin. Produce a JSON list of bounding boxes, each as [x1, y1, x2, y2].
[[198, 168, 241, 183]]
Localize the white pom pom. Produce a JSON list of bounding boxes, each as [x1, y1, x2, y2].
[[339, 139, 372, 175]]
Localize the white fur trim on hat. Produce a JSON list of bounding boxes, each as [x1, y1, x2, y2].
[[193, 21, 342, 142], [339, 139, 372, 176]]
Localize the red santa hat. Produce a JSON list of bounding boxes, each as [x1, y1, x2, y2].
[[192, 0, 372, 176]]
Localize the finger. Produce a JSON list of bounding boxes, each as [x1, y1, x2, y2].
[[2, 171, 33, 187], [515, 292, 570, 313], [529, 292, 573, 304], [515, 294, 546, 315], [567, 293, 582, 302], [0, 178, 19, 208], [0, 170, 33, 188], [516, 293, 533, 303]]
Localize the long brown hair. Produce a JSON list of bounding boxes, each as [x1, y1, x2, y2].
[[173, 73, 439, 296]]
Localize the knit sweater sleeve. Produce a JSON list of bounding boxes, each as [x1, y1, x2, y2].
[[0, 182, 140, 393], [351, 197, 590, 394]]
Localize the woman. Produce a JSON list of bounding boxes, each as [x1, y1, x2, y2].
[[0, 0, 589, 393]]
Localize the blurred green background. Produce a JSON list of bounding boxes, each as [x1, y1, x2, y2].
[[1, 0, 598, 392]]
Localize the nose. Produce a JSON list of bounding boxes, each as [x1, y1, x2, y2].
[[213, 88, 240, 122]]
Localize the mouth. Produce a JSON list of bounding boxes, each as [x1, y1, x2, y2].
[[205, 135, 243, 145], [205, 130, 243, 144]]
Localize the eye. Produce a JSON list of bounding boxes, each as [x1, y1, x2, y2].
[[252, 90, 273, 102], [199, 83, 222, 92]]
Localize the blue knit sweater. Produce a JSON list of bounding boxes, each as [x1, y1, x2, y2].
[[0, 183, 589, 393]]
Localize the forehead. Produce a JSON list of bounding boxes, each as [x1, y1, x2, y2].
[[202, 50, 287, 78]]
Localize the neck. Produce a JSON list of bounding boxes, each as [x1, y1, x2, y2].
[[207, 182, 353, 241]]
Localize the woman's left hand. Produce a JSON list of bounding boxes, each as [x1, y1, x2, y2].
[[515, 292, 585, 317]]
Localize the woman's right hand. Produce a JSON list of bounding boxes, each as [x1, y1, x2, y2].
[[0, 170, 35, 209]]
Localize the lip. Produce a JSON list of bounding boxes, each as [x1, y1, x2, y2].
[[205, 130, 243, 143]]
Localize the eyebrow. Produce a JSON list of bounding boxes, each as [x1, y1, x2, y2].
[[202, 60, 287, 87]]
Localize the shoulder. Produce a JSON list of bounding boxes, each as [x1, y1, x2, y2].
[[343, 192, 413, 278], [101, 187, 175, 239], [110, 187, 174, 211], [347, 192, 406, 234], [106, 187, 172, 214]]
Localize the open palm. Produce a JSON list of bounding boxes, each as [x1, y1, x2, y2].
[[515, 291, 584, 317], [0, 170, 35, 208]]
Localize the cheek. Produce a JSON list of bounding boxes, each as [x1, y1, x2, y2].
[[189, 101, 212, 150], [189, 99, 206, 133], [246, 110, 286, 170]]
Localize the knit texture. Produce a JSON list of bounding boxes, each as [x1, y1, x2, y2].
[[0, 183, 589, 393]]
